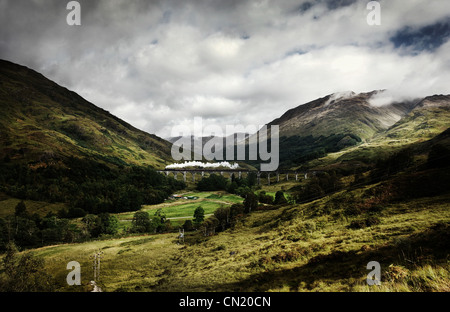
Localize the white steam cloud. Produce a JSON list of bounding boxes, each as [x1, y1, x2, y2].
[[166, 161, 240, 169]]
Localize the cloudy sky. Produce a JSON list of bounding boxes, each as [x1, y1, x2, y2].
[[1, 0, 449, 138]]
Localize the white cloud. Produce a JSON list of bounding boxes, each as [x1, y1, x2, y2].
[[1, 0, 449, 138]]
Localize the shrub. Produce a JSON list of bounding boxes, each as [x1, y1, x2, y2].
[[344, 205, 363, 217], [243, 192, 258, 213], [365, 215, 381, 227], [258, 191, 273, 204], [67, 207, 87, 218], [385, 264, 409, 282], [349, 219, 367, 229], [272, 250, 301, 263], [183, 219, 194, 231], [349, 215, 381, 229], [274, 191, 288, 205], [213, 244, 226, 251]]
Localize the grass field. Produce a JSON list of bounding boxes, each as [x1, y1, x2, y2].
[[151, 201, 223, 219], [114, 191, 244, 230]]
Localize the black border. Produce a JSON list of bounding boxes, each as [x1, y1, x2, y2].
[[1, 292, 447, 311]]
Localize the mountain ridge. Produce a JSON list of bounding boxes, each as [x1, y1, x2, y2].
[[0, 59, 172, 169], [1, 59, 449, 172], [251, 90, 450, 169], [268, 90, 420, 139]]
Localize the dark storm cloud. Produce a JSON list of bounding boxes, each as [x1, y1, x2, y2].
[[1, 0, 449, 138], [391, 17, 450, 53], [295, 0, 357, 13], [325, 0, 358, 10]]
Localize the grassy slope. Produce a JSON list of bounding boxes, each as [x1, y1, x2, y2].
[[0, 60, 171, 169], [13, 179, 448, 292], [303, 104, 450, 171], [0, 196, 66, 219]]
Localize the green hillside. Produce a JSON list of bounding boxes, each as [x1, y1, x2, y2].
[[217, 91, 415, 170], [0, 60, 186, 233], [303, 96, 450, 171], [251, 91, 449, 169], [0, 59, 172, 168], [6, 170, 449, 292]]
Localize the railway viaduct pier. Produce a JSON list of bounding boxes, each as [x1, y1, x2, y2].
[[158, 169, 319, 185]]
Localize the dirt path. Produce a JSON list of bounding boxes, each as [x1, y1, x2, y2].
[[166, 214, 213, 220]]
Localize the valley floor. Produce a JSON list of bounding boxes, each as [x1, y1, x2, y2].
[[25, 188, 450, 292]]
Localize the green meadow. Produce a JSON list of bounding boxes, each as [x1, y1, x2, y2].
[[114, 192, 244, 229]]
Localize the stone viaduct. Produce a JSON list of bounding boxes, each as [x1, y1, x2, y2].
[[157, 168, 320, 185]]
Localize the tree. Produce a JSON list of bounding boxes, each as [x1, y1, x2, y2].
[[235, 186, 251, 197], [81, 214, 102, 238], [243, 192, 258, 213], [229, 203, 245, 219], [227, 181, 239, 194], [0, 218, 10, 251], [274, 191, 288, 205], [214, 206, 231, 231], [229, 203, 245, 228], [10, 216, 39, 248], [246, 172, 257, 187], [66, 207, 87, 218], [116, 185, 143, 212], [193, 206, 205, 225], [152, 208, 169, 232], [131, 211, 151, 233], [202, 216, 219, 236], [152, 216, 171, 233], [371, 148, 414, 180], [14, 201, 27, 218], [0, 242, 55, 292], [154, 208, 166, 223], [197, 174, 228, 191], [182, 219, 194, 231], [104, 215, 119, 235]]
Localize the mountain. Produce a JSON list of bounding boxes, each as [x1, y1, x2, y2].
[[0, 60, 186, 217], [167, 90, 449, 171], [2, 58, 448, 173], [307, 94, 450, 169], [269, 91, 416, 139], [250, 90, 449, 169], [380, 94, 450, 143], [0, 59, 172, 169]]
